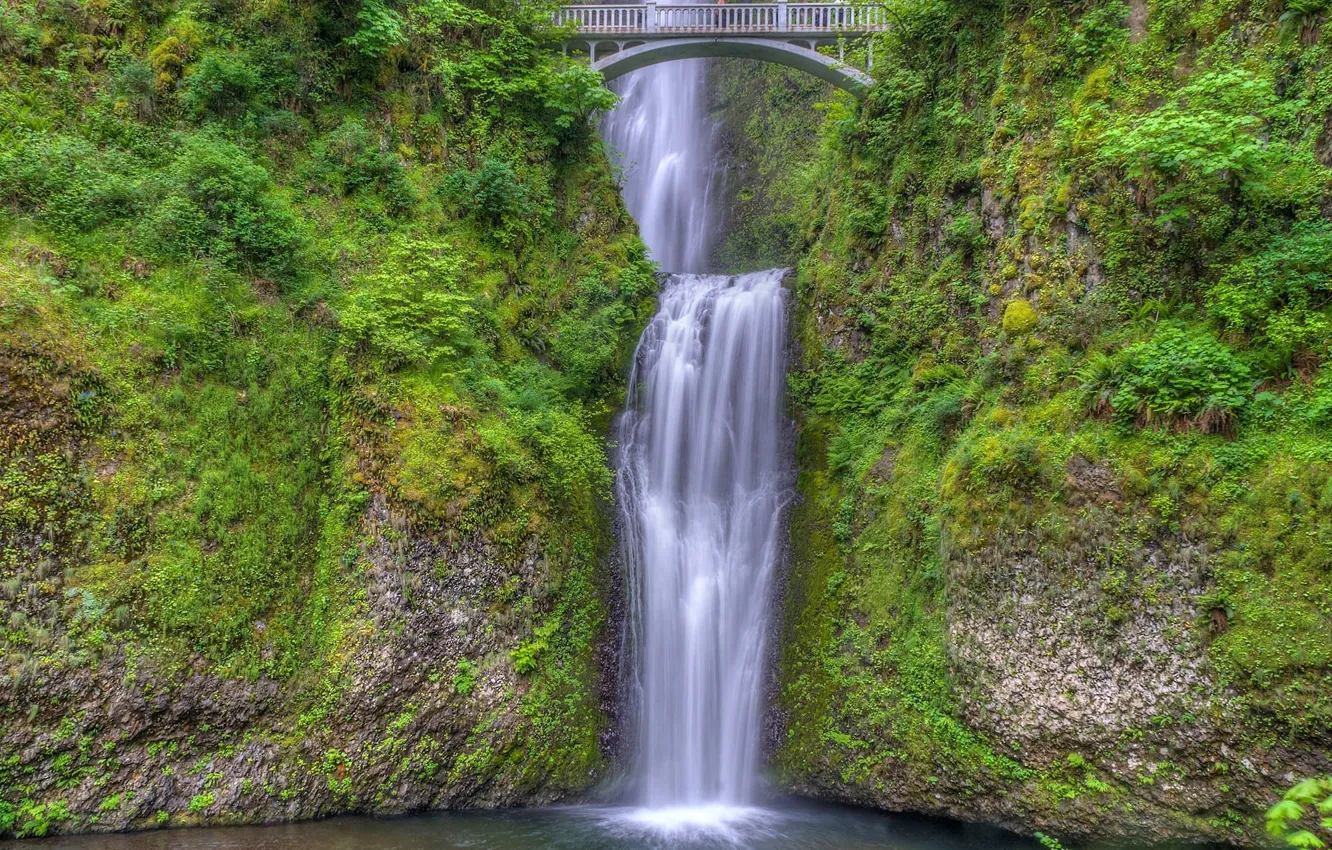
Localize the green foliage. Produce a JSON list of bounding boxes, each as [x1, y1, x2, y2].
[[1035, 833, 1069, 850], [308, 118, 415, 215], [538, 63, 618, 143], [549, 272, 636, 397], [1099, 68, 1275, 184], [0, 134, 144, 235], [0, 0, 645, 827], [441, 157, 538, 244], [181, 51, 265, 121], [149, 135, 305, 278], [510, 614, 560, 675], [754, 1, 1332, 842], [1209, 219, 1332, 355], [347, 0, 407, 58], [1110, 326, 1251, 432], [453, 659, 477, 695], [339, 236, 481, 366], [1268, 777, 1332, 848]]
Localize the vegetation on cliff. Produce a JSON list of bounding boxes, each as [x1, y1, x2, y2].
[[707, 0, 1332, 845], [0, 0, 649, 836]]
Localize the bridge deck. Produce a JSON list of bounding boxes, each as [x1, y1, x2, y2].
[[556, 3, 890, 37]]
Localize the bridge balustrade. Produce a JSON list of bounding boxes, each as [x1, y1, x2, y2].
[[554, 3, 890, 35]]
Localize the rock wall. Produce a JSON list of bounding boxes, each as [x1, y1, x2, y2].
[[737, 1, 1332, 845], [0, 0, 651, 835]]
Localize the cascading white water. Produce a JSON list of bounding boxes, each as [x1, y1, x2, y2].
[[616, 271, 789, 810], [603, 42, 792, 821], [601, 58, 718, 272]]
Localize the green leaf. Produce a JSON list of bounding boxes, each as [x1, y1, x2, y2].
[[1270, 799, 1307, 833], [1286, 830, 1326, 849], [1289, 779, 1330, 804]]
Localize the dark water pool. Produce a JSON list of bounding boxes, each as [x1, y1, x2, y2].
[[2, 799, 1046, 850]]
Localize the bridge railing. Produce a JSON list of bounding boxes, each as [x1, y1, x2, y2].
[[787, 3, 887, 30], [655, 4, 778, 31], [554, 3, 891, 34], [556, 4, 648, 32]]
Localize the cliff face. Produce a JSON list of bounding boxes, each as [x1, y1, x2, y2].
[[0, 0, 649, 837], [713, 1, 1332, 845]]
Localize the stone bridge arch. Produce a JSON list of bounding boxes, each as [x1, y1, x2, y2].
[[586, 37, 873, 96]]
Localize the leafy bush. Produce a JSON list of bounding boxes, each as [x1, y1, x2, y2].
[[1278, 0, 1330, 44], [110, 56, 157, 120], [453, 659, 477, 695], [147, 135, 303, 277], [181, 51, 265, 120], [538, 63, 618, 145], [0, 134, 144, 234], [148, 15, 203, 87], [441, 157, 537, 243], [1266, 776, 1331, 848], [308, 118, 414, 215], [1110, 325, 1251, 432], [962, 432, 1049, 490], [339, 237, 482, 366], [346, 0, 406, 59], [550, 273, 635, 398], [1209, 220, 1332, 355], [1097, 68, 1321, 224]]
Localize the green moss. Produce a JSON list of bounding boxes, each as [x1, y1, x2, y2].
[[0, 0, 648, 831], [758, 0, 1332, 841], [1002, 299, 1039, 335]]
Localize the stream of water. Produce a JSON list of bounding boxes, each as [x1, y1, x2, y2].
[[600, 31, 795, 836], [614, 268, 790, 815]]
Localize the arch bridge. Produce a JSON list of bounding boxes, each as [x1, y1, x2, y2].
[[555, 3, 887, 96]]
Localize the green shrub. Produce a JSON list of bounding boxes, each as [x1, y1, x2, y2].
[[148, 135, 303, 277], [1096, 68, 1321, 226], [1110, 325, 1251, 432], [550, 273, 635, 398], [441, 157, 536, 244], [1209, 220, 1332, 355], [110, 56, 157, 120], [308, 118, 414, 215], [339, 237, 482, 366], [346, 0, 406, 59], [538, 62, 618, 145], [1266, 776, 1331, 848], [0, 134, 144, 234], [181, 51, 265, 120], [965, 432, 1049, 490]]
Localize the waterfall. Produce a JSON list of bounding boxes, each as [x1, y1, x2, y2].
[[603, 45, 792, 819], [601, 56, 718, 273], [616, 271, 789, 809]]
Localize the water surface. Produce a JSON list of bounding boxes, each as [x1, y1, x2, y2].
[[3, 799, 1041, 849]]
